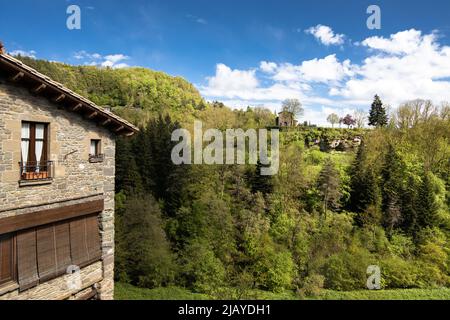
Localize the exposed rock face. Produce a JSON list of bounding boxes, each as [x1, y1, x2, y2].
[[318, 137, 362, 152], [0, 82, 115, 300]]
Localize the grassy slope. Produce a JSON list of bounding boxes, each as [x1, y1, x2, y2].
[[115, 283, 450, 300]]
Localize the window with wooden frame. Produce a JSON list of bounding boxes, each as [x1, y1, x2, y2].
[[20, 122, 52, 181], [89, 139, 104, 163], [0, 234, 17, 286]]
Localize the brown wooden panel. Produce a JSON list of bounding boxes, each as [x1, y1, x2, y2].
[[85, 215, 102, 262], [0, 200, 104, 235], [17, 229, 39, 291], [36, 225, 57, 282], [69, 218, 89, 267], [54, 221, 72, 275], [0, 234, 15, 285]]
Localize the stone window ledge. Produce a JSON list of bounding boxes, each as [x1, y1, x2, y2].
[[19, 179, 53, 187]]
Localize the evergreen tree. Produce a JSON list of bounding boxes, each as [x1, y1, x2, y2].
[[115, 136, 144, 195], [416, 171, 439, 230], [348, 143, 381, 226], [400, 176, 418, 235], [368, 95, 388, 127], [115, 194, 176, 288], [136, 114, 189, 217], [317, 159, 342, 216], [380, 144, 403, 234], [250, 160, 274, 195]]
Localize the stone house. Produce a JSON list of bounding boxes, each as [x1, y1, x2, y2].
[[276, 111, 298, 127], [0, 47, 138, 300]]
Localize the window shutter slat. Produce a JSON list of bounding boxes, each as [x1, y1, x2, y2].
[[36, 225, 57, 281], [69, 219, 89, 267], [17, 229, 39, 291], [54, 222, 72, 275], [0, 235, 14, 285], [85, 215, 102, 262]]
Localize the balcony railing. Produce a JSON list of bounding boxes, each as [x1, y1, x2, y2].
[[19, 161, 53, 181], [89, 154, 105, 163]]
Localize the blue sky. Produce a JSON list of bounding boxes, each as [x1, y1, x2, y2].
[[2, 0, 450, 125]]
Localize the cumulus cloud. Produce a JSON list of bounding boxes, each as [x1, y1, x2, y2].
[[201, 28, 450, 124], [270, 55, 355, 83], [73, 51, 130, 69], [336, 29, 450, 106], [260, 61, 278, 73], [10, 50, 37, 58], [305, 25, 345, 46], [361, 29, 427, 55]]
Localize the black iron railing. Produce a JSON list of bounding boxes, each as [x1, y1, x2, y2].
[[89, 154, 105, 163], [19, 161, 53, 181]]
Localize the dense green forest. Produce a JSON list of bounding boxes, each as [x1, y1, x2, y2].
[[19, 57, 450, 299]]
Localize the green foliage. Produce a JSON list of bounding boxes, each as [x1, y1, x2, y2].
[[15, 56, 205, 127], [115, 194, 177, 288], [179, 240, 226, 293], [321, 247, 374, 291]]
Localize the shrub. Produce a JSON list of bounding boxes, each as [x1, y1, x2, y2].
[[301, 274, 325, 297], [255, 249, 295, 293], [321, 247, 374, 291], [179, 240, 226, 293], [380, 257, 419, 289]]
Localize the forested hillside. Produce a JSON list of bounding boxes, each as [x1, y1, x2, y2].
[[15, 56, 450, 299], [16, 56, 207, 126]]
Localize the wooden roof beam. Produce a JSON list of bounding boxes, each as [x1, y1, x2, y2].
[[53, 93, 66, 103], [115, 125, 125, 133], [101, 118, 112, 126], [10, 71, 24, 82], [32, 83, 47, 94], [71, 103, 83, 112], [87, 111, 98, 120]]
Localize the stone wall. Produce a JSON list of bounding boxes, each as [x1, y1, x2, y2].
[[0, 81, 116, 300]]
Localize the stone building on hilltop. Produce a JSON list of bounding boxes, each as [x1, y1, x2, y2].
[[276, 110, 298, 127]]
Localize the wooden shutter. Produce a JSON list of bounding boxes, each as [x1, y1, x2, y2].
[[85, 215, 102, 262], [0, 234, 16, 285], [17, 229, 39, 291], [69, 215, 101, 268], [54, 222, 72, 274], [36, 222, 71, 282], [69, 218, 89, 267]]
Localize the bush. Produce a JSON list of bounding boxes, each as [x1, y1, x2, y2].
[[179, 240, 226, 293], [321, 247, 374, 291], [252, 246, 296, 293], [380, 257, 419, 289], [300, 274, 325, 297]]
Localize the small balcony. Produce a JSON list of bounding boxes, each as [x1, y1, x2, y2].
[[89, 154, 104, 163], [19, 161, 53, 185]]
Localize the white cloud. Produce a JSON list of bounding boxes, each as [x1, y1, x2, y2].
[[73, 51, 130, 69], [305, 25, 345, 46], [101, 54, 129, 68], [260, 61, 278, 73], [10, 50, 37, 58], [361, 29, 426, 55], [270, 54, 354, 83], [336, 29, 450, 106], [200, 28, 450, 127], [202, 63, 259, 98]]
